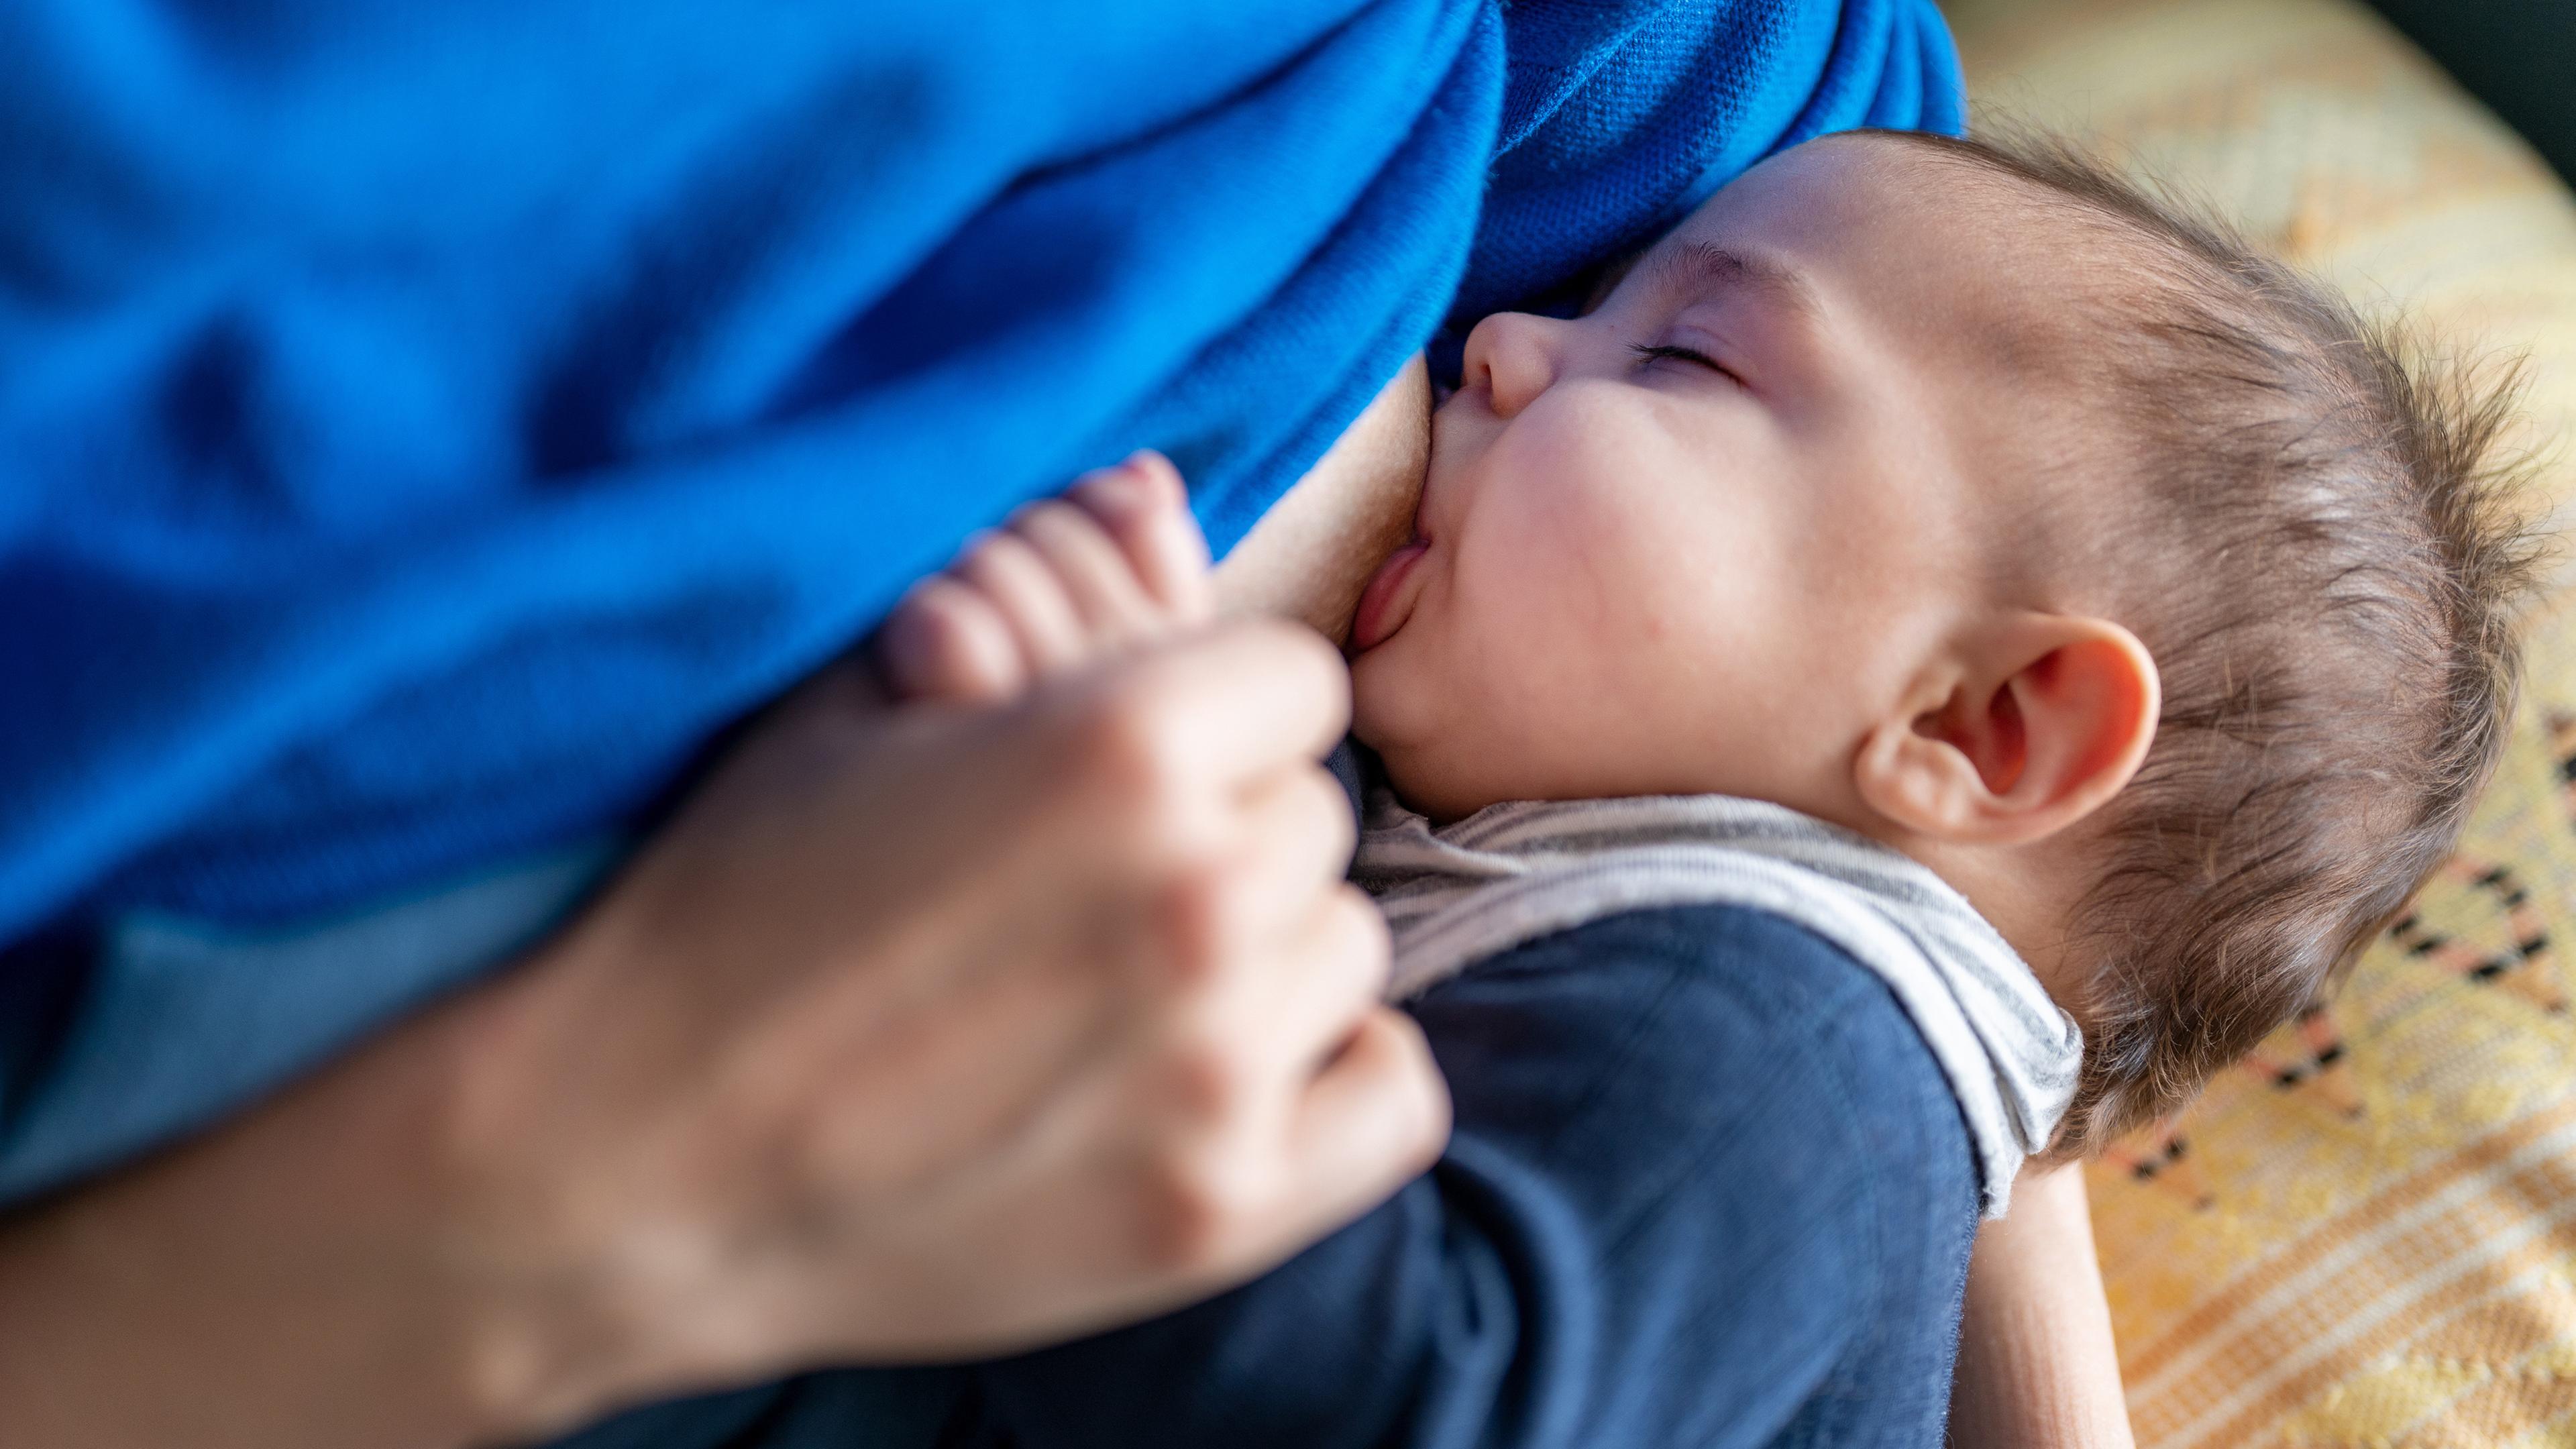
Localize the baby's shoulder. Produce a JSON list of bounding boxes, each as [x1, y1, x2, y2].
[[1419, 902, 1976, 1181], [1448, 902, 1945, 1059], [1411, 901, 1980, 1375]]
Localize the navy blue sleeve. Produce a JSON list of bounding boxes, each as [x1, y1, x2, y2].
[[959, 904, 1980, 1449]]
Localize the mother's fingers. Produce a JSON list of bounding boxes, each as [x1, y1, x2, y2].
[[1099, 620, 1349, 800], [1226, 761, 1360, 934], [1278, 1008, 1450, 1228], [1238, 882, 1391, 1077]]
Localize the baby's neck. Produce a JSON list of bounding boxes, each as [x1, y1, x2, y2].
[[1879, 830, 2096, 1018], [1415, 770, 2098, 1019]]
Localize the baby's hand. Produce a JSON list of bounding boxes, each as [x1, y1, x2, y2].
[[881, 451, 1215, 704]]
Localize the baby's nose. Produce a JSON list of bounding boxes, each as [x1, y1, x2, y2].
[[1463, 311, 1566, 419]]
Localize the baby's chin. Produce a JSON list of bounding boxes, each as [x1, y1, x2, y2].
[[1347, 641, 1429, 772], [1344, 638, 1408, 755], [1348, 645, 1497, 821]]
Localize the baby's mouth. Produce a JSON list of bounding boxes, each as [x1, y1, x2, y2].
[[1350, 539, 1430, 652]]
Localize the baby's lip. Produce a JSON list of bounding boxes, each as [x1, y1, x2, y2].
[[1350, 539, 1430, 652]]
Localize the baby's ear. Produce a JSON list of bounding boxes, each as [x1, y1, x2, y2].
[[1853, 616, 2159, 846]]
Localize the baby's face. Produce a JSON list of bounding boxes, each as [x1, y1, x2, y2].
[[1350, 133, 2093, 824]]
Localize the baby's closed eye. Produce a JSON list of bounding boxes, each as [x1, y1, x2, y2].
[[1630, 341, 1743, 385]]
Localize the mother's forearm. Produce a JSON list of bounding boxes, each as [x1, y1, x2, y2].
[[0, 983, 552, 1449]]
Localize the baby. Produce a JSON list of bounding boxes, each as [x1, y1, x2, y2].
[[873, 123, 2539, 1442], [889, 125, 2536, 1171]]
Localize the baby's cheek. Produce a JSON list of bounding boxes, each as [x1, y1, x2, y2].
[[1472, 533, 1664, 741], [1466, 523, 1615, 669], [1553, 502, 1716, 645]]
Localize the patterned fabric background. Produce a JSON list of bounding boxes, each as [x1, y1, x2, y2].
[[1943, 0, 2576, 1442]]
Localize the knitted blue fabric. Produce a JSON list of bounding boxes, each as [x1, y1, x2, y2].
[[0, 0, 1960, 950]]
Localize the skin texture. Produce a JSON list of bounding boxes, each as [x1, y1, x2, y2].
[[1216, 356, 1434, 640], [1949, 1163, 2137, 1449], [1347, 132, 2162, 1006]]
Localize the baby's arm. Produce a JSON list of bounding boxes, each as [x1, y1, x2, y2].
[[1947, 1163, 2137, 1448]]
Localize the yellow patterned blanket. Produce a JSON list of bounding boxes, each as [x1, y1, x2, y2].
[[1944, 0, 2576, 1442]]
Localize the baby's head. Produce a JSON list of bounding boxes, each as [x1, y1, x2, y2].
[[1349, 128, 2545, 1153]]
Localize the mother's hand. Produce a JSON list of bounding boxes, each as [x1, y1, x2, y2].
[[0, 620, 1447, 1449]]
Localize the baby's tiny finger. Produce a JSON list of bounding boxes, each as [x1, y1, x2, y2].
[[1123, 449, 1187, 506], [1071, 453, 1212, 623], [1009, 500, 1163, 641], [879, 577, 1026, 704], [955, 529, 1088, 679]]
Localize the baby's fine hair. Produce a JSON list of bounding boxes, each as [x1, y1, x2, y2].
[[1880, 127, 2551, 1157]]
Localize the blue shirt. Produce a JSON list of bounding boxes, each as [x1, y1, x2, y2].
[[1, 0, 1960, 945]]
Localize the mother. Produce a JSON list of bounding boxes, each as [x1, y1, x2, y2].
[[0, 1, 1964, 1444]]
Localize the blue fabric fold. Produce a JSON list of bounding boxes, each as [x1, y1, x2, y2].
[[0, 0, 1961, 1203]]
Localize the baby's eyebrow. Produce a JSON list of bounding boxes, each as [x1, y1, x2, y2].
[[1647, 239, 1822, 325]]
